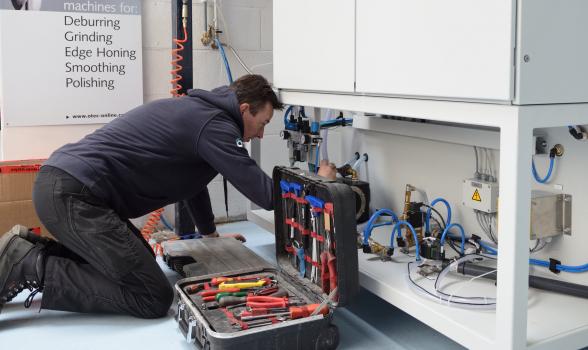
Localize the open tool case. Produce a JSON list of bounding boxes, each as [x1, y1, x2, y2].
[[174, 166, 359, 349]]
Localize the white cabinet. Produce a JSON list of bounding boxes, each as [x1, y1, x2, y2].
[[274, 0, 588, 105], [515, 0, 588, 104], [356, 0, 515, 102], [273, 0, 355, 93]]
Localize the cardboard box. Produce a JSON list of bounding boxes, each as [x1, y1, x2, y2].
[[0, 159, 49, 237], [0, 200, 47, 235], [0, 159, 44, 202]]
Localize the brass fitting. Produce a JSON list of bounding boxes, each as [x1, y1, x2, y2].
[[201, 25, 215, 47], [553, 144, 565, 157], [182, 0, 189, 28]]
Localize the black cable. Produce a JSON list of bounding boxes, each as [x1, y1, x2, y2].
[[458, 260, 588, 299], [568, 125, 584, 140], [421, 204, 446, 229], [434, 254, 496, 300], [422, 204, 461, 256]]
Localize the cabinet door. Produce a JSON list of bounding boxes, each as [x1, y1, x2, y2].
[[273, 0, 355, 92], [356, 0, 515, 102], [516, 0, 588, 105]]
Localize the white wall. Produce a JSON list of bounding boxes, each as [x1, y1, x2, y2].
[[0, 0, 277, 224], [143, 0, 276, 223]]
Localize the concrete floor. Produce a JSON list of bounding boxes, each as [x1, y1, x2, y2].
[[0, 221, 462, 349]]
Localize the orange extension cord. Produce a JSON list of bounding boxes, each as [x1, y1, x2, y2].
[[140, 25, 189, 255], [170, 25, 189, 97]]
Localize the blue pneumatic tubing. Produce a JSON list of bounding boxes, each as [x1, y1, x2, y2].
[[214, 38, 233, 83], [363, 209, 399, 246], [532, 156, 555, 184], [530, 259, 588, 273], [314, 143, 320, 174], [439, 223, 466, 255], [283, 106, 297, 130], [425, 198, 452, 234], [319, 118, 354, 127], [160, 215, 174, 231], [390, 220, 421, 261], [479, 240, 498, 255]]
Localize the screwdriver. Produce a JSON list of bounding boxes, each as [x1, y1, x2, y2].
[[239, 307, 289, 318], [211, 275, 270, 286], [218, 296, 294, 308], [215, 291, 248, 302], [218, 280, 268, 290], [199, 288, 241, 297], [240, 304, 329, 321], [184, 282, 210, 294], [201, 291, 248, 303], [320, 251, 337, 294], [321, 202, 338, 294]]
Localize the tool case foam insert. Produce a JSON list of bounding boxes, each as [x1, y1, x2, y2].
[[174, 166, 359, 349]]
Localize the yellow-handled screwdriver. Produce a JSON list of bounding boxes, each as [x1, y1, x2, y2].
[[218, 280, 267, 290]]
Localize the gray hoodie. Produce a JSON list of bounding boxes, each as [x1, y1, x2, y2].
[[44, 86, 273, 234]]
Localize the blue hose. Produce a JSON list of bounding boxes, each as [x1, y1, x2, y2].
[[532, 156, 555, 184], [320, 118, 353, 127], [160, 215, 174, 231], [440, 223, 466, 255], [283, 105, 295, 129], [215, 38, 233, 83], [372, 222, 394, 229], [530, 259, 588, 273], [315, 143, 320, 174], [390, 220, 421, 260], [475, 245, 588, 273], [425, 198, 452, 234], [478, 240, 498, 255], [363, 209, 399, 246]]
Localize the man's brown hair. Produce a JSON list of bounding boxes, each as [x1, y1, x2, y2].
[[229, 74, 284, 115]]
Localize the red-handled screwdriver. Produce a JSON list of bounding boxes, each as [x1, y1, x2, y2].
[[320, 251, 337, 294], [199, 288, 240, 297], [239, 304, 329, 321]]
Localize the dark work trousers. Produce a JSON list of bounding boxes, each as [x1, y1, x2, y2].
[[32, 166, 174, 318]]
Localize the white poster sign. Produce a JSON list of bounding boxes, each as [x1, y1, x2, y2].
[[0, 0, 142, 126]]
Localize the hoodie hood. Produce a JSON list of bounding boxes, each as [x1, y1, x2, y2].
[[187, 86, 243, 135]]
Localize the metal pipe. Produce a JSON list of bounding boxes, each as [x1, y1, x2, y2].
[[458, 262, 588, 299], [203, 0, 208, 32], [213, 0, 218, 32]]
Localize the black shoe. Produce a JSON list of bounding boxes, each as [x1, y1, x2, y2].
[[0, 231, 45, 313]]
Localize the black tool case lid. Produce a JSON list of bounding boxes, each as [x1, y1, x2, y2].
[[272, 166, 359, 307]]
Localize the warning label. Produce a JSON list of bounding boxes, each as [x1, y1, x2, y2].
[[472, 189, 482, 202]]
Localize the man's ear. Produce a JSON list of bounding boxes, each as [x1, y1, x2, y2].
[[239, 103, 250, 115]]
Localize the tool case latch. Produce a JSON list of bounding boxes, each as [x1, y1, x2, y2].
[[177, 301, 186, 322], [186, 316, 198, 344]]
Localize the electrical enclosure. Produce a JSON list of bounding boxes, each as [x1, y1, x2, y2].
[[530, 191, 572, 240], [462, 178, 498, 213]]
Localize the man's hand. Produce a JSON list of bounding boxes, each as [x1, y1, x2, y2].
[[202, 231, 246, 242], [317, 159, 337, 180]]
